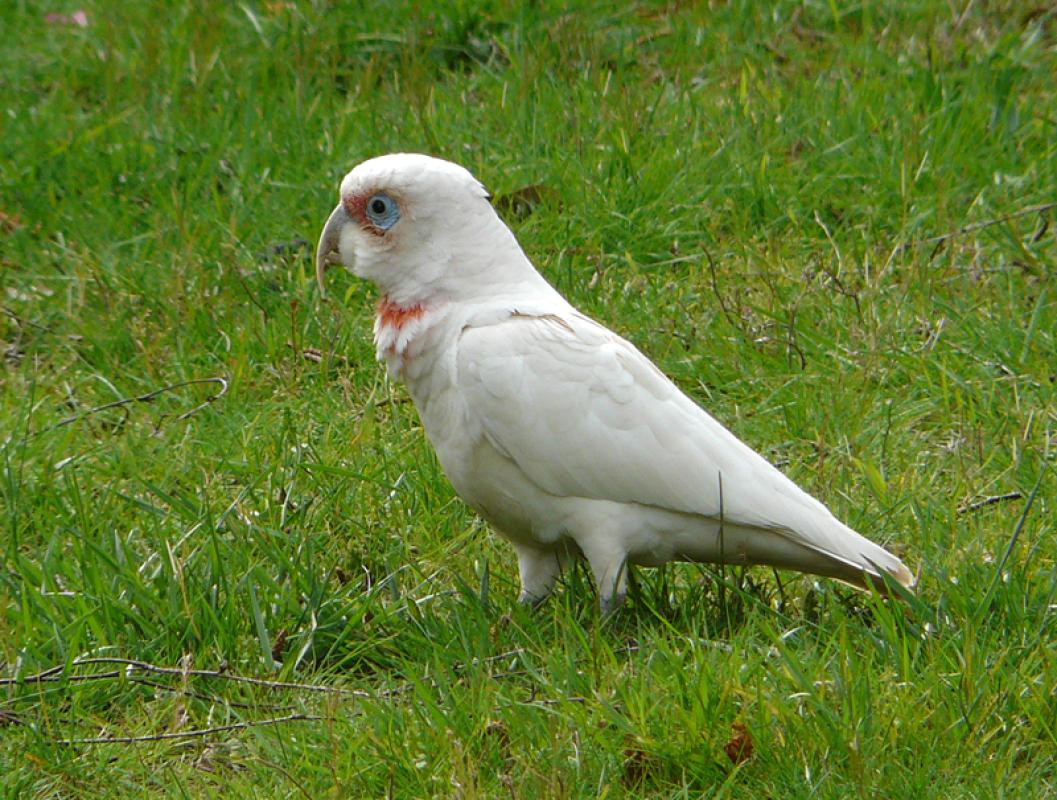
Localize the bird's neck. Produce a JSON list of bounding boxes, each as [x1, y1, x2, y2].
[[376, 296, 426, 333], [372, 271, 572, 381], [374, 295, 435, 358]]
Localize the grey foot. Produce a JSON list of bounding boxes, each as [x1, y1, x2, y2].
[[517, 590, 551, 609], [599, 591, 627, 617]]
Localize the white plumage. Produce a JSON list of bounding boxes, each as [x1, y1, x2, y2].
[[316, 153, 913, 612]]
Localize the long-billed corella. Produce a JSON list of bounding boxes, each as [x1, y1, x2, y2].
[[315, 153, 913, 613]]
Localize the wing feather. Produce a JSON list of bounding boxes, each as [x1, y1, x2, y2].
[[459, 313, 785, 521], [455, 311, 912, 587]]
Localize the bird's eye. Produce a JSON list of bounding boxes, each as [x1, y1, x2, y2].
[[365, 192, 400, 230]]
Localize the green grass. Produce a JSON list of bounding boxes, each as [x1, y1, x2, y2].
[[2, 0, 1055, 795]]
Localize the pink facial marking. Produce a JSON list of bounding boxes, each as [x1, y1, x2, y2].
[[342, 192, 387, 237], [342, 192, 367, 223]]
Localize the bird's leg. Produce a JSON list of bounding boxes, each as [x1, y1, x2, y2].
[[514, 544, 564, 607], [579, 538, 629, 615]]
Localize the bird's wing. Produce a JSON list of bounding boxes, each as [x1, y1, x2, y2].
[[455, 311, 911, 586], [457, 311, 798, 523]]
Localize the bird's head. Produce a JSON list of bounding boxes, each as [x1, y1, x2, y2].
[[316, 153, 536, 307]]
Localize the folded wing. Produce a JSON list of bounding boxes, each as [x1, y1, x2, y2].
[[456, 311, 913, 589]]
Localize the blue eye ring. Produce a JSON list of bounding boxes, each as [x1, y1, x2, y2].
[[365, 192, 400, 230]]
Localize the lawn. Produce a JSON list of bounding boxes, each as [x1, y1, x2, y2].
[[2, 0, 1055, 796]]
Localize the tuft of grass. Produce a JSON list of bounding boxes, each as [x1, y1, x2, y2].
[[2, 0, 1055, 796]]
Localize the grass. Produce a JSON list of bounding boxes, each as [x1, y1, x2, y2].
[[1, 0, 1055, 795]]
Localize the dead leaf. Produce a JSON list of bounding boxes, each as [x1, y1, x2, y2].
[[271, 628, 288, 662], [492, 184, 560, 221], [265, 1, 297, 14], [484, 720, 513, 766], [0, 211, 23, 234], [724, 722, 753, 765], [622, 734, 657, 786]]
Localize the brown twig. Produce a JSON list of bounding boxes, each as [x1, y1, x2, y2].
[[2, 304, 48, 331], [249, 755, 316, 800], [784, 303, 807, 370], [519, 694, 587, 707], [957, 492, 1023, 515], [924, 202, 1057, 244], [922, 202, 1057, 260], [32, 377, 229, 437], [2, 657, 369, 697], [8, 642, 656, 739], [290, 343, 351, 366], [6, 668, 124, 685], [233, 266, 270, 317], [128, 677, 296, 712], [55, 712, 320, 746], [703, 244, 745, 336]]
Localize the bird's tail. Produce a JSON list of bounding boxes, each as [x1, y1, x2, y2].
[[729, 518, 915, 596]]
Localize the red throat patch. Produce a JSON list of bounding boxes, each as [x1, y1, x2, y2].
[[376, 297, 425, 331]]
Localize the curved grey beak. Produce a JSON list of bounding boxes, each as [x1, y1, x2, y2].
[[315, 202, 350, 295]]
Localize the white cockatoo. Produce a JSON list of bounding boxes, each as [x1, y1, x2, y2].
[[315, 153, 914, 612]]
